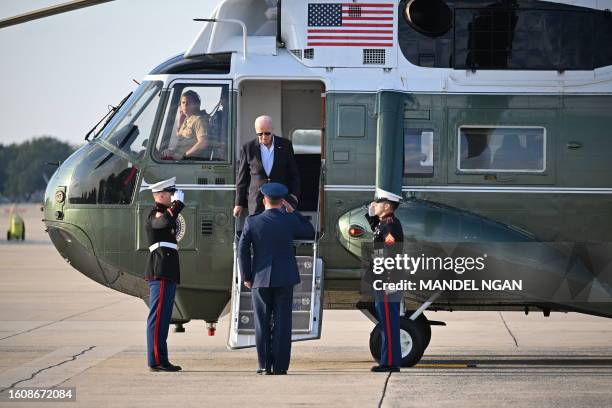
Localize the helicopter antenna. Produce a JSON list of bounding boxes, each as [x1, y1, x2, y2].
[[276, 0, 284, 47]]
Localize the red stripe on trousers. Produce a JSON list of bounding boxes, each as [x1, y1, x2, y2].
[[383, 293, 393, 366], [153, 279, 166, 366]]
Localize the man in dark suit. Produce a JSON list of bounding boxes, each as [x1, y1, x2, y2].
[[238, 183, 315, 375], [233, 115, 301, 217]]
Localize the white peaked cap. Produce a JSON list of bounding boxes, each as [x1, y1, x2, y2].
[[150, 177, 177, 193], [375, 188, 402, 203]]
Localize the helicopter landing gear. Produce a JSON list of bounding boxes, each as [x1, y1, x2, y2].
[[369, 314, 430, 367], [171, 319, 189, 333], [410, 312, 432, 348], [368, 292, 441, 367]]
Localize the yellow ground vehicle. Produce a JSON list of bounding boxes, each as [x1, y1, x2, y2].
[[7, 206, 25, 241]]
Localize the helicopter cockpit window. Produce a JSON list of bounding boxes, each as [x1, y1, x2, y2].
[[404, 128, 434, 177], [154, 84, 229, 162], [68, 144, 139, 205], [98, 81, 163, 160], [458, 126, 545, 173]]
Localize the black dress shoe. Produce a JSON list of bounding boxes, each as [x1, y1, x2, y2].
[[272, 370, 287, 375], [370, 365, 400, 373], [150, 363, 182, 372], [256, 368, 272, 375]]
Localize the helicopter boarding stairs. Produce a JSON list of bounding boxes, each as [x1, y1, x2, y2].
[[228, 165, 325, 349]]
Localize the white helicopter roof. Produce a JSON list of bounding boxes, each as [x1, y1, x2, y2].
[[147, 0, 612, 95]]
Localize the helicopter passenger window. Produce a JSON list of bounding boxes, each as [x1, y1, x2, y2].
[[404, 129, 434, 177], [458, 126, 545, 172], [399, 1, 612, 70], [154, 84, 229, 162], [98, 81, 163, 160]]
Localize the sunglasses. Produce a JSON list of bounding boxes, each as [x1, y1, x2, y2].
[[257, 132, 272, 136]]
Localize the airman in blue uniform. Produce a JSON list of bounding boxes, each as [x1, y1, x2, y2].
[[238, 183, 315, 375]]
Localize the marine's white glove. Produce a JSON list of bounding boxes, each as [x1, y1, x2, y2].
[[171, 189, 185, 203], [368, 202, 376, 217]]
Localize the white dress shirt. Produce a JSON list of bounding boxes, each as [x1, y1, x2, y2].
[[260, 136, 275, 176]]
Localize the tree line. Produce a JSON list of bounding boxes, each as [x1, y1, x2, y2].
[[0, 137, 75, 202]]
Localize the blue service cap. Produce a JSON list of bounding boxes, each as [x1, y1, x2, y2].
[[260, 182, 288, 200]]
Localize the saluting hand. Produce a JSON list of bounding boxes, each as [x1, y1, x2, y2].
[[244, 281, 252, 289], [368, 201, 376, 217], [171, 190, 185, 203], [282, 199, 294, 213]]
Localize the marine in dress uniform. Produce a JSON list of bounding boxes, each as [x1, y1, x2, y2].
[[145, 177, 185, 372], [365, 191, 404, 372], [238, 183, 315, 375]]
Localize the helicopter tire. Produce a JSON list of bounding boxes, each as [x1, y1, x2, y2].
[[369, 318, 427, 367], [22, 225, 25, 241], [408, 312, 431, 349], [7, 231, 11, 241]]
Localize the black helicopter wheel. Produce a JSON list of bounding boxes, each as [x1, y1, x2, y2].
[[6, 231, 11, 241], [409, 312, 431, 348], [369, 317, 427, 367], [22, 225, 25, 241]]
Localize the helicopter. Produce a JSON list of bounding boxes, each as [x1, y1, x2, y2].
[[3, 0, 612, 367]]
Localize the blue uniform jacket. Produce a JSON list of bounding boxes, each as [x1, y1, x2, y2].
[[238, 208, 315, 288]]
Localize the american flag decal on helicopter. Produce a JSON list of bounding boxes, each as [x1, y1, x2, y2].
[[307, 2, 394, 47]]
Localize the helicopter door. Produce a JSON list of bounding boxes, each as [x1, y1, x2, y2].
[[228, 164, 325, 349]]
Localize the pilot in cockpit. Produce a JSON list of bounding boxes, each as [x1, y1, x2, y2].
[[161, 90, 209, 160]]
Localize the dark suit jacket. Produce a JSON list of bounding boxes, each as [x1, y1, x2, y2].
[[235, 136, 301, 215], [238, 208, 315, 288]]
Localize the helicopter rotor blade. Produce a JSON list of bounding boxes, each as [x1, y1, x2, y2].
[[0, 0, 114, 29]]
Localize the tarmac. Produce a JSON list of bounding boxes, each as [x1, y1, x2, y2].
[[0, 204, 611, 407]]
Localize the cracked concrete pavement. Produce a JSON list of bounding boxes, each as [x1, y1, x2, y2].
[[1, 204, 612, 407]]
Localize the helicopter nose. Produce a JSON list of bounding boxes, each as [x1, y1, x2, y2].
[[46, 224, 107, 286], [43, 143, 113, 286]]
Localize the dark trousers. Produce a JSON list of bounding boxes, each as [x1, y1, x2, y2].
[[374, 291, 401, 368], [251, 286, 294, 372], [146, 279, 176, 367]]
